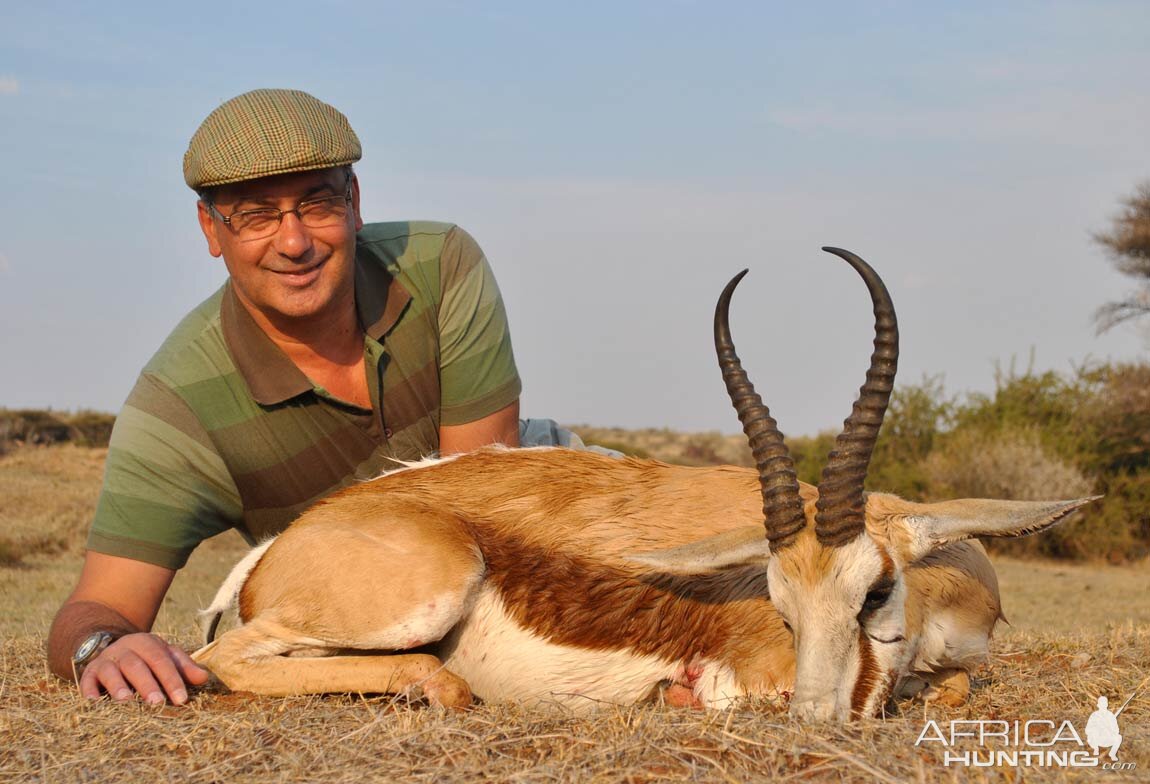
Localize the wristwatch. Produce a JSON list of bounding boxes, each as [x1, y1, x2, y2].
[[71, 631, 116, 677]]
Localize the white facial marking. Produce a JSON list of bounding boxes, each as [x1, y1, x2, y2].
[[770, 536, 908, 720]]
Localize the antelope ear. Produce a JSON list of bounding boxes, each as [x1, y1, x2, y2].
[[869, 493, 1101, 563], [624, 526, 771, 574]]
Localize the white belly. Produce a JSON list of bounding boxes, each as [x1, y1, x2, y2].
[[439, 586, 684, 711]]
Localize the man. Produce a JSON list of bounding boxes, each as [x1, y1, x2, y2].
[[47, 89, 550, 705]]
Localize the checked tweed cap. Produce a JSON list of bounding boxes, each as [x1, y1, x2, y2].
[[183, 88, 362, 190]]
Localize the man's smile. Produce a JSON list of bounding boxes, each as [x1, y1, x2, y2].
[[268, 258, 327, 286]]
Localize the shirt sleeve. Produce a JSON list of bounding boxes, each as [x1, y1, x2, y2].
[[436, 226, 522, 426], [86, 373, 243, 569]]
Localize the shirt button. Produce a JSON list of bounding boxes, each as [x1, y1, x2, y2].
[[384, 428, 393, 438]]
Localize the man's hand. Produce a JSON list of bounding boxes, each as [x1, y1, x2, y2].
[[48, 552, 212, 706], [77, 632, 210, 705]]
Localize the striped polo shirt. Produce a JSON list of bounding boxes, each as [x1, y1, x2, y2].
[[87, 222, 521, 569]]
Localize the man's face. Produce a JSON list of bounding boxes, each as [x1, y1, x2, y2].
[[196, 167, 364, 325]]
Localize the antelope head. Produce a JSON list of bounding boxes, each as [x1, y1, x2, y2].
[[639, 248, 1095, 721]]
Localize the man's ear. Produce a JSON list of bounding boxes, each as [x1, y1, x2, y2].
[[197, 201, 223, 258], [350, 174, 364, 232], [868, 493, 1101, 563]]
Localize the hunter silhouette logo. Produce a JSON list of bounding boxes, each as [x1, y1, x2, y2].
[[915, 691, 1138, 770], [1087, 694, 1131, 762]]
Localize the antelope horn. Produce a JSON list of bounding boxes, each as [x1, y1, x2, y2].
[[814, 247, 899, 547], [715, 269, 805, 551]]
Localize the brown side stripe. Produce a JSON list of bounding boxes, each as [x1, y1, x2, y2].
[[480, 529, 777, 665]]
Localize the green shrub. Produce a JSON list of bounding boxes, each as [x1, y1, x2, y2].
[[923, 426, 1111, 559], [0, 408, 117, 450], [952, 364, 1091, 464], [1077, 363, 1150, 476], [788, 431, 835, 486], [926, 427, 1095, 502], [0, 409, 78, 447], [784, 362, 1150, 561], [67, 410, 117, 447]]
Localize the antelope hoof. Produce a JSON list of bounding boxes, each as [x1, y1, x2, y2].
[[659, 682, 704, 709], [922, 669, 970, 707], [418, 670, 474, 709]]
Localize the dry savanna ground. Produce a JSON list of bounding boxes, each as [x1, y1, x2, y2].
[[1, 444, 1147, 783]]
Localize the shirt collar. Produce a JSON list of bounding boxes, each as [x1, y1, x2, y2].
[[221, 244, 413, 406], [354, 246, 412, 341]]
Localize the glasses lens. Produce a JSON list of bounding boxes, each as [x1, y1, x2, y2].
[[231, 209, 281, 240], [223, 193, 350, 240], [298, 196, 349, 228]]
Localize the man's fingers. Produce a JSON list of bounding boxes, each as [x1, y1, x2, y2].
[[78, 663, 103, 700], [116, 649, 170, 704], [145, 642, 205, 703], [168, 644, 211, 686], [84, 660, 133, 702]]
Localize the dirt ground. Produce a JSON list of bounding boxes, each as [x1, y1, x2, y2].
[[1, 447, 1147, 782]]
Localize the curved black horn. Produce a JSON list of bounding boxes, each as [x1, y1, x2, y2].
[[814, 247, 899, 547], [715, 269, 806, 551]]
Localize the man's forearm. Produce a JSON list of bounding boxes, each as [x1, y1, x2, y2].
[[46, 600, 141, 682]]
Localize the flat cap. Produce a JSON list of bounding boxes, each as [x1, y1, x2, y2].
[[183, 88, 361, 190]]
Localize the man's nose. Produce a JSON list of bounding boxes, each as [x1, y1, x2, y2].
[[273, 211, 313, 258]]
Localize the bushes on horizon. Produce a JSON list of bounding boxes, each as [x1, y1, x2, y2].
[[867, 376, 954, 499], [789, 431, 836, 486], [1077, 363, 1150, 477], [925, 427, 1095, 503], [924, 427, 1103, 559], [870, 362, 1150, 561], [65, 410, 116, 447], [0, 409, 117, 451]]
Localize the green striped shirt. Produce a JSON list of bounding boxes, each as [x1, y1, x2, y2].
[[88, 222, 521, 568]]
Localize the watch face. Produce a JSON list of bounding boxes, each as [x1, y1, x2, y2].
[[74, 632, 110, 663]]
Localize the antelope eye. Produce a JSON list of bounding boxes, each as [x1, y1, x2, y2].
[[861, 582, 894, 614]]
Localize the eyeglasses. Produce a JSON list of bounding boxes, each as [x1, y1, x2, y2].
[[210, 187, 353, 241]]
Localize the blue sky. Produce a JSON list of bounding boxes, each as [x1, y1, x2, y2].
[[2, 1, 1148, 435]]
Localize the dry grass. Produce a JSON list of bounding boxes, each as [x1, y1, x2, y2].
[[0, 445, 106, 565], [3, 626, 1146, 783], [2, 446, 1147, 782]]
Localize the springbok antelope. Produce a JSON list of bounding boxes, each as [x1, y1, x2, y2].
[[193, 248, 1095, 721]]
